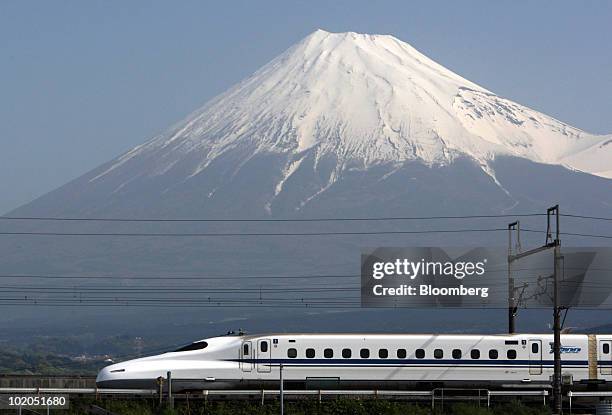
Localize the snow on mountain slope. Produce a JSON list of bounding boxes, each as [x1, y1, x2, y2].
[[91, 29, 611, 200], [559, 137, 612, 178]]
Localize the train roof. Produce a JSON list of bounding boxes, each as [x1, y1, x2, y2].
[[235, 332, 590, 340]]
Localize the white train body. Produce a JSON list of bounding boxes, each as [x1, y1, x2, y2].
[[96, 333, 612, 391]]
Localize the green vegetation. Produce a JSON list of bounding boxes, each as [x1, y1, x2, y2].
[[0, 348, 102, 375], [0, 334, 166, 375], [59, 398, 550, 415]]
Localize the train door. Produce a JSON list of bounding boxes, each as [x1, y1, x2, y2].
[[241, 341, 253, 372], [529, 339, 542, 375], [599, 340, 612, 375], [257, 339, 271, 373]]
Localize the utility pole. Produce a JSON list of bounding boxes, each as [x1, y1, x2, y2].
[[548, 205, 562, 415], [156, 376, 164, 406], [507, 221, 520, 334], [507, 205, 562, 413], [167, 371, 174, 410], [279, 363, 284, 415]]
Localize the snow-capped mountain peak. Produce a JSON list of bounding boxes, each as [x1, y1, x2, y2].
[[92, 29, 611, 192]]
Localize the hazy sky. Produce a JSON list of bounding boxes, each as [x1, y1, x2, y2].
[[1, 0, 611, 214]]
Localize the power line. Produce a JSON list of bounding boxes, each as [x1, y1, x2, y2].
[[0, 286, 359, 292], [0, 302, 364, 309], [0, 228, 610, 238], [0, 228, 512, 237], [0, 213, 548, 223], [562, 214, 612, 222], [1, 300, 610, 309], [520, 229, 612, 239], [0, 273, 357, 280], [0, 266, 609, 281], [0, 297, 359, 303], [559, 232, 612, 239], [1, 212, 611, 223]]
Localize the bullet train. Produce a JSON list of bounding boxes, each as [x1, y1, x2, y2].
[[96, 333, 612, 391]]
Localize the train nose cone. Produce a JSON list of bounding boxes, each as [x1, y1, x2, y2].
[[96, 366, 113, 388], [96, 363, 157, 389], [96, 364, 127, 388]]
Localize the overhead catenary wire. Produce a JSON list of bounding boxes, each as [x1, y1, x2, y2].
[[560, 214, 612, 222], [0, 227, 517, 237], [1, 300, 611, 309], [0, 228, 609, 238], [1, 212, 611, 222], [0, 213, 549, 222], [0, 229, 608, 238], [0, 286, 360, 292], [0, 273, 359, 280], [0, 266, 609, 280]]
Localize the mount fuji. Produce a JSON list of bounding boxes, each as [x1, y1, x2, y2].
[[11, 29, 610, 221], [2, 31, 611, 335]]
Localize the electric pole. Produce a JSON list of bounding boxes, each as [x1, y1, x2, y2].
[[548, 205, 562, 415], [507, 221, 520, 334], [507, 205, 562, 413]]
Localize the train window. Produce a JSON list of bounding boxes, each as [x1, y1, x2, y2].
[[379, 349, 388, 358], [604, 344, 610, 354], [489, 349, 498, 359], [360, 348, 370, 358], [342, 348, 352, 358], [532, 343, 539, 354], [415, 349, 425, 359], [306, 348, 315, 358], [507, 349, 517, 359], [243, 344, 249, 356], [260, 341, 268, 353], [434, 349, 443, 359], [452, 349, 462, 359], [324, 348, 334, 358], [397, 349, 407, 359], [287, 348, 297, 358], [174, 341, 208, 352], [470, 349, 480, 359]]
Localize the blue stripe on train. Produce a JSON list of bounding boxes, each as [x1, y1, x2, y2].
[[230, 358, 591, 367]]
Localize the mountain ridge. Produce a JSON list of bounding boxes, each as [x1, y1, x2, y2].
[[78, 29, 610, 216]]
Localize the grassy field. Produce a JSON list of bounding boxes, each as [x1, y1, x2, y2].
[[58, 398, 551, 415]]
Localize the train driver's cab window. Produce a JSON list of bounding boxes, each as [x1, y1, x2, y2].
[[470, 349, 480, 359], [532, 343, 539, 354], [434, 349, 444, 359], [324, 348, 333, 358], [260, 341, 268, 353], [174, 341, 208, 352], [603, 343, 610, 354], [379, 349, 388, 358], [452, 349, 462, 359], [489, 349, 498, 359], [306, 348, 315, 358], [342, 348, 352, 358], [397, 349, 407, 359], [287, 348, 297, 358], [415, 349, 425, 359], [360, 348, 370, 358], [507, 349, 517, 359]]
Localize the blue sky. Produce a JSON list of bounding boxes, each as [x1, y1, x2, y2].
[[1, 0, 611, 214]]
